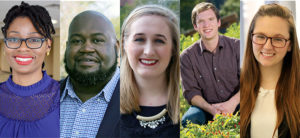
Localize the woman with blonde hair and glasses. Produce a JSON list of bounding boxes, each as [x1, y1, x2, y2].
[[0, 2, 59, 137], [240, 3, 300, 138], [120, 5, 180, 137]]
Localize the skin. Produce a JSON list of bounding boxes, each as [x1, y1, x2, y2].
[[252, 16, 291, 90], [193, 9, 220, 52], [124, 15, 172, 106], [65, 11, 118, 102], [191, 9, 240, 116], [5, 17, 51, 86]]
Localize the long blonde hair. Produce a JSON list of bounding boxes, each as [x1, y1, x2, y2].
[[120, 5, 180, 124]]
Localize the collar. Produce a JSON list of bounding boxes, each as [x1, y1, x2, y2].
[[60, 67, 120, 103], [198, 35, 225, 53]]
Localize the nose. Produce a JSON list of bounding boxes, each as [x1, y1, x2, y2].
[[18, 40, 30, 51], [263, 38, 273, 49], [143, 41, 155, 56], [80, 40, 95, 53]]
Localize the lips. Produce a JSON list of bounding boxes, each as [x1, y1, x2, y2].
[[261, 52, 275, 57], [203, 29, 212, 33], [140, 58, 158, 66], [15, 55, 33, 65], [76, 56, 99, 66]]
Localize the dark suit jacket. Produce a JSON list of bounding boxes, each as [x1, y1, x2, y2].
[[60, 77, 120, 138]]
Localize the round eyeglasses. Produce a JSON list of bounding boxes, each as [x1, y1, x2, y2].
[[4, 38, 46, 49], [251, 33, 289, 48]]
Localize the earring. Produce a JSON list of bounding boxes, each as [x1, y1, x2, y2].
[[47, 51, 50, 56]]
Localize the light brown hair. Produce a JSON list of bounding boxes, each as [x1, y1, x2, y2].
[[120, 5, 180, 124], [240, 4, 300, 138]]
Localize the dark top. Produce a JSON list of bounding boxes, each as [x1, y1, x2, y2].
[[120, 105, 179, 138], [60, 78, 120, 138], [180, 35, 240, 104], [0, 71, 60, 137]]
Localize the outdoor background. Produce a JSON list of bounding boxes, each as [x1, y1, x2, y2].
[[180, 0, 240, 137]]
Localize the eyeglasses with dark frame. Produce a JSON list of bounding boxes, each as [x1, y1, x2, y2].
[[4, 37, 46, 49], [251, 33, 290, 48]]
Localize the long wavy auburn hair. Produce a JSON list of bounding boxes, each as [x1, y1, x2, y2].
[[120, 5, 180, 124], [240, 4, 300, 138]]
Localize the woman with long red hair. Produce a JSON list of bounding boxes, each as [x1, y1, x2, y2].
[[240, 3, 300, 138]]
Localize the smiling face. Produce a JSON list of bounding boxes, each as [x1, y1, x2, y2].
[[124, 15, 172, 79], [193, 9, 220, 41], [4, 17, 51, 75], [252, 16, 291, 69], [65, 12, 117, 85]]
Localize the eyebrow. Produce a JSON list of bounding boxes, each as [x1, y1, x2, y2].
[[7, 31, 41, 36], [254, 32, 287, 38], [134, 33, 167, 40]]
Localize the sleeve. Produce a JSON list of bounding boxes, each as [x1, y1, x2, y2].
[[180, 51, 203, 105]]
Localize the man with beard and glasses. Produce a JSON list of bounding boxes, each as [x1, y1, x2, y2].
[[60, 11, 120, 138]]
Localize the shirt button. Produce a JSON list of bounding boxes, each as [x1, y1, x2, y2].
[[75, 131, 79, 135], [217, 79, 220, 82], [97, 98, 101, 102], [82, 108, 86, 113], [214, 67, 217, 71], [220, 90, 223, 93], [199, 75, 202, 78]]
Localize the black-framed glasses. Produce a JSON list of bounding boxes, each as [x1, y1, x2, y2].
[[4, 38, 46, 49], [251, 33, 289, 48]]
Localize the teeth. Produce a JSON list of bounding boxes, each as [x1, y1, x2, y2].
[[204, 29, 212, 33], [16, 57, 32, 62], [141, 59, 156, 64], [262, 53, 274, 56]]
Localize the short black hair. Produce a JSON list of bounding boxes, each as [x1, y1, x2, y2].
[[1, 1, 55, 40]]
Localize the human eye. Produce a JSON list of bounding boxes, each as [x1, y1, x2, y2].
[[154, 39, 165, 44], [255, 34, 266, 40], [92, 38, 105, 44], [273, 37, 284, 42], [134, 38, 145, 42], [70, 38, 84, 45], [6, 38, 20, 43], [28, 38, 42, 43]]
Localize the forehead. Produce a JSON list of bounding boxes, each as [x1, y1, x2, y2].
[[129, 15, 171, 36], [196, 9, 217, 20], [69, 15, 114, 37], [253, 16, 290, 37]]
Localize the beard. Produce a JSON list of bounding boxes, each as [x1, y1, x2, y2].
[[64, 58, 117, 87]]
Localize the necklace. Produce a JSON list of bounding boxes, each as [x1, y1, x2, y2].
[[135, 108, 167, 129]]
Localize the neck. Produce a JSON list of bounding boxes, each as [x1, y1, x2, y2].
[[202, 35, 219, 53], [12, 69, 43, 86], [135, 74, 168, 106], [70, 73, 114, 103], [260, 63, 282, 90]]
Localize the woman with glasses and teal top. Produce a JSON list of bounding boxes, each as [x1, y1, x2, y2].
[[240, 4, 300, 138], [0, 2, 59, 137]]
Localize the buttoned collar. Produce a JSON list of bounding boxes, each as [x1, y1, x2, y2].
[[60, 67, 120, 103]]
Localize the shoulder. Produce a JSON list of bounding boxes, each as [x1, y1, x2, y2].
[[220, 35, 240, 46], [181, 40, 200, 59]]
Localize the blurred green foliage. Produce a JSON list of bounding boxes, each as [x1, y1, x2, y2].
[[180, 0, 240, 32], [180, 23, 240, 52]]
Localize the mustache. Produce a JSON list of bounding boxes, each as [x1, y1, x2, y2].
[[75, 54, 101, 63]]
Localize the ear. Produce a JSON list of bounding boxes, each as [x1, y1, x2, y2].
[[217, 19, 221, 28], [115, 39, 120, 55], [193, 24, 198, 31], [46, 39, 52, 53]]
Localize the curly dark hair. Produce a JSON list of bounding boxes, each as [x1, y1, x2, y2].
[[1, 1, 55, 40]]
